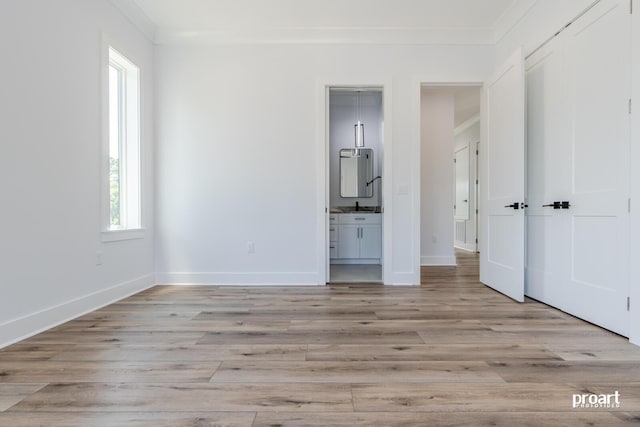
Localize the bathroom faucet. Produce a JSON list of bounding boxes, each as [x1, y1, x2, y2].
[[366, 176, 382, 187]]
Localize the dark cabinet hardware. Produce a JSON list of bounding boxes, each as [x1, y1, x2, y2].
[[504, 203, 519, 209]]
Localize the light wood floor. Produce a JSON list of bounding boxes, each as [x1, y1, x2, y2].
[[1, 251, 640, 426]]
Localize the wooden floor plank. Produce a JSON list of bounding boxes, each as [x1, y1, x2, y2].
[[0, 361, 220, 383], [211, 361, 504, 383], [253, 411, 633, 427], [0, 384, 47, 411], [351, 383, 587, 412], [49, 344, 307, 362], [9, 383, 354, 412], [545, 343, 640, 361], [488, 361, 640, 384], [198, 330, 425, 345], [0, 411, 256, 427], [306, 344, 561, 362], [0, 344, 74, 361], [21, 331, 205, 346]]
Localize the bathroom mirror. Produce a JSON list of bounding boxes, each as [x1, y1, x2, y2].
[[340, 148, 374, 198]]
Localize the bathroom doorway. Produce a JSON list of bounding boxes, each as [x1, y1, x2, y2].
[[327, 87, 384, 283]]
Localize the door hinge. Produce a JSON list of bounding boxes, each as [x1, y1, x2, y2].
[[629, 198, 632, 213], [627, 297, 631, 311], [476, 149, 479, 155], [476, 209, 478, 214], [475, 238, 478, 244], [453, 158, 456, 163], [629, 99, 633, 114]]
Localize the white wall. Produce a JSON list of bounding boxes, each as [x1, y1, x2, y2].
[[329, 91, 383, 208], [497, 0, 640, 345], [420, 90, 456, 266], [155, 44, 494, 285], [454, 119, 480, 251], [630, 0, 640, 346], [0, 0, 155, 347]]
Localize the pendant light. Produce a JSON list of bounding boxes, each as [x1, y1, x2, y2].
[[353, 91, 365, 157]]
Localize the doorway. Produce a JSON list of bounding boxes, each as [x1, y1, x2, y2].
[[327, 87, 384, 284], [420, 85, 481, 270]]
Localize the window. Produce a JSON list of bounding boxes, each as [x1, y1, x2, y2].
[[107, 47, 141, 232]]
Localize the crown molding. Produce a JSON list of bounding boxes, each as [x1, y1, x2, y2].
[[109, 0, 539, 47], [153, 27, 496, 46], [110, 0, 157, 42]]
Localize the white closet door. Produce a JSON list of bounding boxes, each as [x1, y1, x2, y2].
[[480, 48, 526, 302], [560, 0, 631, 336], [525, 39, 566, 304]]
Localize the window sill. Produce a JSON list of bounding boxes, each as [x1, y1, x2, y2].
[[101, 228, 146, 243]]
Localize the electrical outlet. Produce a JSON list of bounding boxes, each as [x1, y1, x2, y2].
[[96, 251, 103, 266], [247, 241, 255, 254]]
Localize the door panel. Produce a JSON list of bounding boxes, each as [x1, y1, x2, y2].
[[480, 48, 525, 302], [561, 0, 630, 335], [525, 38, 568, 304], [524, 0, 630, 336]]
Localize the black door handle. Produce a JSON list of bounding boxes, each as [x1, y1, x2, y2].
[[542, 201, 571, 209], [504, 203, 519, 210]]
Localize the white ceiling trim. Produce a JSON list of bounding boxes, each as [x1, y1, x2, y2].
[[110, 0, 157, 42], [153, 27, 496, 46], [112, 0, 537, 46]]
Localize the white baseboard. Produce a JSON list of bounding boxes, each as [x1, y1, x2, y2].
[[454, 243, 476, 252], [0, 274, 155, 349], [156, 272, 322, 286], [384, 271, 420, 286], [330, 259, 381, 265], [421, 256, 457, 266]]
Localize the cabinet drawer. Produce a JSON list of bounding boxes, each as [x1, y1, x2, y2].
[[329, 226, 337, 241], [329, 215, 338, 224], [329, 245, 338, 258], [339, 214, 381, 225]]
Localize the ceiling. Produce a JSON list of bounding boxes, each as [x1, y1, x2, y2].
[[113, 0, 537, 44]]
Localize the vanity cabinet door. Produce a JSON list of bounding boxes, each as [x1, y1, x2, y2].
[[359, 225, 381, 259], [337, 225, 360, 259]]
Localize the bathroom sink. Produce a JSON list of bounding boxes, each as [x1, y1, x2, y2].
[[331, 206, 381, 213]]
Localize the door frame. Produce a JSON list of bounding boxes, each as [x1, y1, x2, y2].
[[417, 82, 483, 268], [316, 80, 393, 285]]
